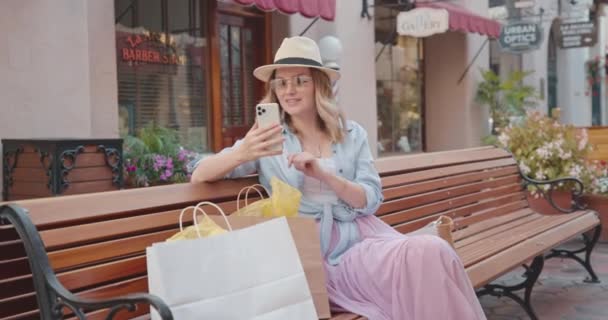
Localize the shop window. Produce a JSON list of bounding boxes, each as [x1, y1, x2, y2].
[[375, 5, 425, 155], [115, 0, 210, 152], [218, 14, 262, 148]]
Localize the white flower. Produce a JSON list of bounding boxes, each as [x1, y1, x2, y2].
[[535, 169, 546, 180], [519, 162, 531, 175], [536, 145, 552, 159], [568, 164, 583, 178], [498, 132, 510, 147], [578, 129, 588, 151]]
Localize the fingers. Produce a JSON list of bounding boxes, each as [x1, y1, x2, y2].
[[257, 148, 283, 158], [258, 125, 282, 141], [259, 136, 284, 151], [250, 121, 259, 131], [287, 153, 316, 171], [252, 122, 281, 137]]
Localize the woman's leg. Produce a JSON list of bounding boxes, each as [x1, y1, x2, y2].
[[325, 234, 486, 320]]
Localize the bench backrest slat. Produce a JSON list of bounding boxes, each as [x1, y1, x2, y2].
[[4, 177, 258, 229], [48, 230, 175, 271], [0, 147, 532, 319]]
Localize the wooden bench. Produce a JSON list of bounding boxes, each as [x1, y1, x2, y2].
[[0, 146, 602, 320], [584, 126, 608, 161]]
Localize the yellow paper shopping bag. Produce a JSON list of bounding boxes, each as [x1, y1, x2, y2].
[[167, 202, 232, 241], [233, 177, 302, 218], [269, 176, 301, 217]]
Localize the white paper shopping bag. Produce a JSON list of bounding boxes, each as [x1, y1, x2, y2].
[[146, 202, 317, 320]]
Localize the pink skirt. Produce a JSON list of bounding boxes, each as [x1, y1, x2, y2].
[[322, 215, 487, 320]]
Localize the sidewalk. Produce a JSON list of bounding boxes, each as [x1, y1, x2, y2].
[[480, 238, 608, 320]]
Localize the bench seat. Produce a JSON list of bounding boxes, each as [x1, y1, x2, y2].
[[0, 146, 602, 319]]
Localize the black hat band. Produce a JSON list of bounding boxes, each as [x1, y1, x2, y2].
[[273, 57, 323, 67]]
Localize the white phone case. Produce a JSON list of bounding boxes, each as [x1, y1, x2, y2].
[[256, 103, 282, 152]]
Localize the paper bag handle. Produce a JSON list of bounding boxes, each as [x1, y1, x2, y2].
[[178, 202, 233, 238], [236, 184, 270, 210]]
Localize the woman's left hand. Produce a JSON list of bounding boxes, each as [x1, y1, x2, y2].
[[287, 152, 327, 180]]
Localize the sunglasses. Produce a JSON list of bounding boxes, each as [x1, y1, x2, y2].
[[269, 75, 313, 91]]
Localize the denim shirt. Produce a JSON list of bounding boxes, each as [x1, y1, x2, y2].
[[216, 120, 383, 265]]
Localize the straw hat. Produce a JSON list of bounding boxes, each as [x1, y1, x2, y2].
[[253, 36, 341, 82]]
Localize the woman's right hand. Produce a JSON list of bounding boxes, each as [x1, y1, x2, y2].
[[235, 122, 284, 162]]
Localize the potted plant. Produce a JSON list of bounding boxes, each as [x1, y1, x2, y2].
[[580, 160, 608, 242], [497, 109, 593, 214], [123, 125, 199, 187], [476, 69, 538, 143]]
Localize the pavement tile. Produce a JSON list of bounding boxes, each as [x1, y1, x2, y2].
[[481, 238, 608, 320]]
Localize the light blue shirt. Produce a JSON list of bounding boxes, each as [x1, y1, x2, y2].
[[212, 120, 383, 265]]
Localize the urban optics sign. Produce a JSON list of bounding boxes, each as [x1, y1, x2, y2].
[[397, 8, 449, 38], [499, 22, 542, 53]]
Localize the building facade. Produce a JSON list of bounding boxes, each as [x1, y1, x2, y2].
[[1, 0, 498, 195], [490, 0, 608, 126]]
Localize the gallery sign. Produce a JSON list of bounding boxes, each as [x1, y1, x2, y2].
[[556, 20, 597, 49], [396, 8, 449, 38], [498, 21, 543, 53]]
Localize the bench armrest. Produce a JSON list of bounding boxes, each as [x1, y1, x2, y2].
[[520, 174, 587, 213], [45, 288, 174, 320], [0, 204, 173, 320]]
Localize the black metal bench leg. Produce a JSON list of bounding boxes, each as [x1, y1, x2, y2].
[[477, 255, 544, 320], [545, 225, 601, 283]]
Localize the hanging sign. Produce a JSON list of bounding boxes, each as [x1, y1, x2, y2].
[[556, 20, 597, 49], [118, 31, 187, 66], [498, 21, 543, 53], [396, 8, 449, 38]]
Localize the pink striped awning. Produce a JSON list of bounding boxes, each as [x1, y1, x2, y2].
[[415, 1, 501, 38], [232, 0, 336, 21]]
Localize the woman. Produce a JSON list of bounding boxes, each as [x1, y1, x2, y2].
[[192, 36, 486, 320]]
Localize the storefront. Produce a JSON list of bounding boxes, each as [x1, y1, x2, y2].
[[113, 0, 336, 152], [114, 0, 271, 152], [372, 0, 501, 154], [375, 3, 425, 155]]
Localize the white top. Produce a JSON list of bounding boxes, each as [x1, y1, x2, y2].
[[301, 158, 339, 205]]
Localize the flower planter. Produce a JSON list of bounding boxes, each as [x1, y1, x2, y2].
[[526, 190, 573, 215], [581, 194, 608, 243]]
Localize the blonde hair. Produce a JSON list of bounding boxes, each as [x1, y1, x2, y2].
[[261, 68, 346, 143]]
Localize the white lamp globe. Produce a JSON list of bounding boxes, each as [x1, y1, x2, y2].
[[318, 35, 343, 70]]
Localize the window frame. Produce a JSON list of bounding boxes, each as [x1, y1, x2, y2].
[[115, 0, 271, 152]]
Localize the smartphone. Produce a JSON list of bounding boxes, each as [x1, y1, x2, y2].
[[255, 103, 282, 152]]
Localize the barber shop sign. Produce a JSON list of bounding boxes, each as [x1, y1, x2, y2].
[[499, 21, 543, 53]]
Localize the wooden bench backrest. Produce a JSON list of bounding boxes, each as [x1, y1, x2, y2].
[[375, 147, 524, 234], [0, 146, 523, 319], [584, 126, 608, 161]]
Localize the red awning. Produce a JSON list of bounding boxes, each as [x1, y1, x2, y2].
[[415, 2, 501, 38], [233, 0, 336, 21]]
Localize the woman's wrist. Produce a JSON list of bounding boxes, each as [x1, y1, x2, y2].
[[232, 146, 248, 165]]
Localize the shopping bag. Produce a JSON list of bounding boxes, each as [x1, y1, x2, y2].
[[233, 184, 273, 217], [147, 202, 318, 320], [166, 204, 230, 241], [233, 177, 302, 218], [207, 215, 331, 319], [408, 215, 455, 248]]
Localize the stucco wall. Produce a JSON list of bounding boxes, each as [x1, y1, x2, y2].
[[88, 0, 120, 138], [0, 0, 118, 196]]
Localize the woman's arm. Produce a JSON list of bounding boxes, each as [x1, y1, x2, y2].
[[190, 147, 249, 183], [191, 123, 284, 183], [347, 126, 384, 214]]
